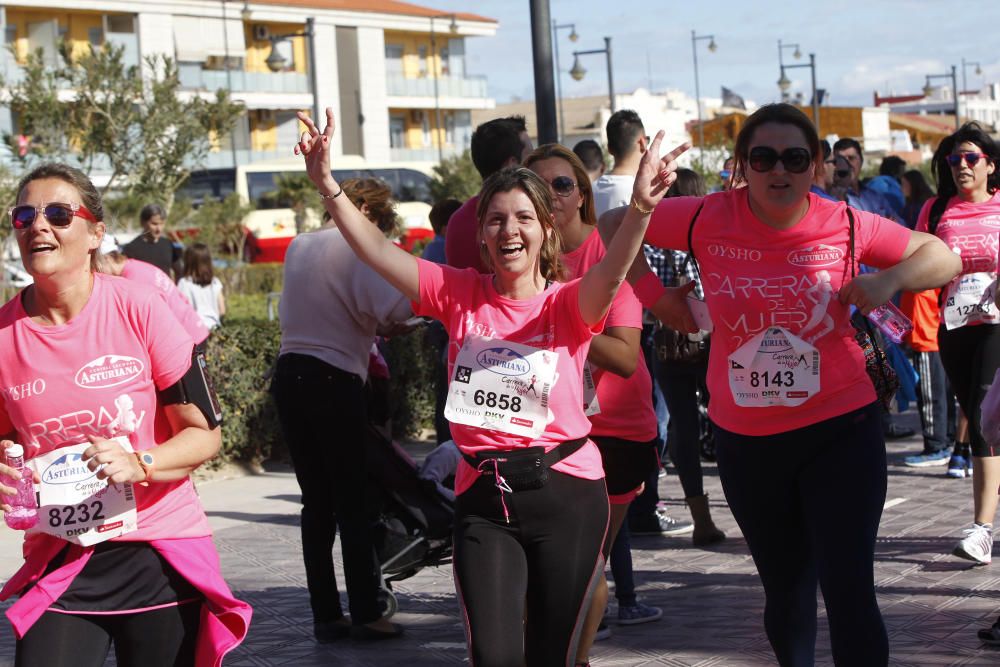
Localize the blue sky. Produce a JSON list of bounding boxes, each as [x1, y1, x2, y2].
[[423, 0, 1000, 107]]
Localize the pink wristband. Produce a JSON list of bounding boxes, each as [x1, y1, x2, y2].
[[634, 272, 667, 309]]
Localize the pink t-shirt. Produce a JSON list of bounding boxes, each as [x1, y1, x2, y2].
[[0, 273, 209, 543], [121, 259, 210, 344], [413, 260, 605, 495], [560, 229, 657, 441], [647, 189, 911, 436], [444, 195, 488, 273], [916, 192, 1000, 325]]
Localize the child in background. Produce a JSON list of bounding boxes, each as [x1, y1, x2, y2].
[[177, 242, 226, 330]]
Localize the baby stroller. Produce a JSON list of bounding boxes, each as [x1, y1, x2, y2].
[[366, 423, 454, 618]]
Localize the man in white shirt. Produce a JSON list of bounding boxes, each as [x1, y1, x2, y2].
[[593, 110, 648, 216]]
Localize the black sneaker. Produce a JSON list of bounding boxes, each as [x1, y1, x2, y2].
[[977, 618, 1000, 646]]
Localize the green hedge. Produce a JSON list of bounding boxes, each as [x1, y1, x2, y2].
[[205, 317, 436, 465], [205, 318, 285, 464], [217, 263, 284, 296]]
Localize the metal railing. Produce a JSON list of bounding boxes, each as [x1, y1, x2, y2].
[[385, 74, 488, 99], [178, 65, 309, 94]]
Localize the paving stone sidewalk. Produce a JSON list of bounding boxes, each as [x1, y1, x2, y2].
[[2, 415, 1000, 665]]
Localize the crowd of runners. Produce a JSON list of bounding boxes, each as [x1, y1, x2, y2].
[[0, 98, 998, 667]]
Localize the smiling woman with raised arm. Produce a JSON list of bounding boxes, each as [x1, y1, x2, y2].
[[0, 164, 249, 667], [601, 103, 960, 666], [297, 108, 684, 667]]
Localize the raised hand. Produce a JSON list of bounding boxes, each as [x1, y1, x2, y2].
[[632, 132, 691, 212], [295, 108, 339, 195]]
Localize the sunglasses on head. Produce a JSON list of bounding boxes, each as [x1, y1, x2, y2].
[[748, 147, 813, 174], [8, 202, 97, 230], [946, 152, 988, 168], [549, 175, 577, 197]]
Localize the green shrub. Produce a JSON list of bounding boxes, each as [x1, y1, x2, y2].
[[382, 328, 437, 439], [218, 262, 283, 295], [227, 292, 271, 321], [205, 318, 285, 464]]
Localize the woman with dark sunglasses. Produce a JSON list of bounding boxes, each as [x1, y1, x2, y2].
[[0, 163, 250, 665], [917, 122, 1000, 566], [602, 103, 960, 665], [296, 107, 686, 667], [524, 144, 664, 664]]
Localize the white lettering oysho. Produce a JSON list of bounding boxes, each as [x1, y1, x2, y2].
[[3, 378, 46, 402], [707, 244, 762, 262]]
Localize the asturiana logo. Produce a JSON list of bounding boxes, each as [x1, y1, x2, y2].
[[41, 452, 97, 485], [75, 355, 144, 389], [787, 245, 844, 268], [476, 347, 530, 376]]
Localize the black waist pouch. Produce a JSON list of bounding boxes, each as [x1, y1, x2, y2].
[[463, 438, 586, 492]]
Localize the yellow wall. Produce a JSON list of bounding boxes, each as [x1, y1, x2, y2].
[[392, 108, 448, 149], [384, 31, 446, 79], [6, 9, 120, 64], [244, 22, 307, 74], [249, 110, 278, 152]]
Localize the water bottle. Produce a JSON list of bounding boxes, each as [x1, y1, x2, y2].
[[4, 444, 38, 530], [866, 301, 913, 345]]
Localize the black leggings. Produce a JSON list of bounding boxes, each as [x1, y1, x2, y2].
[[16, 602, 201, 667], [657, 358, 710, 498], [454, 471, 608, 667], [715, 402, 887, 667], [938, 323, 1000, 457]]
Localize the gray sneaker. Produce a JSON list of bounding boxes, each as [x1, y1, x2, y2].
[[655, 509, 694, 536]]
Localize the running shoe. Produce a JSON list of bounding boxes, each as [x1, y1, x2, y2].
[[617, 601, 663, 625], [947, 454, 969, 478], [656, 509, 695, 536], [594, 622, 612, 641], [977, 617, 1000, 646], [953, 523, 993, 565], [903, 450, 951, 467]]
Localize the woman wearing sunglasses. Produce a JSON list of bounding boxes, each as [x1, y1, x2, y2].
[[603, 103, 960, 665], [917, 123, 1000, 566], [524, 144, 663, 663], [296, 108, 685, 666], [0, 164, 250, 666]]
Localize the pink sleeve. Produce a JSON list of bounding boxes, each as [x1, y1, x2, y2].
[[556, 278, 608, 343], [856, 209, 911, 268], [414, 258, 474, 323], [914, 198, 935, 234], [646, 196, 704, 251], [604, 281, 641, 329], [141, 292, 195, 390]]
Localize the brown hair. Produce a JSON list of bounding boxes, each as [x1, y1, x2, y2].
[[182, 243, 215, 287], [341, 178, 401, 238], [475, 167, 564, 282], [732, 103, 822, 185], [522, 143, 598, 226], [16, 163, 105, 271]]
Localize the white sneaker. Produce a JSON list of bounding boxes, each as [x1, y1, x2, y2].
[[953, 523, 993, 564]]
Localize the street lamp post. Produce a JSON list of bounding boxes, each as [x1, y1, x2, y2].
[[552, 20, 578, 143], [690, 30, 716, 149], [529, 0, 558, 145], [777, 39, 801, 101], [264, 18, 321, 126], [961, 57, 982, 120], [778, 53, 819, 135], [924, 65, 960, 130], [429, 14, 458, 163], [569, 37, 615, 116]]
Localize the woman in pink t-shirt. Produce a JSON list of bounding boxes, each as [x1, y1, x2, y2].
[[916, 123, 1000, 567], [526, 144, 664, 660], [0, 164, 248, 666], [296, 108, 685, 667], [602, 104, 960, 666]]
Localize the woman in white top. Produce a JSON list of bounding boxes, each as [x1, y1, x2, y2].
[[176, 243, 225, 330]]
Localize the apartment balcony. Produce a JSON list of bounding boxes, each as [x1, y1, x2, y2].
[[389, 145, 462, 163], [386, 74, 492, 109], [200, 148, 290, 169], [178, 64, 309, 95]]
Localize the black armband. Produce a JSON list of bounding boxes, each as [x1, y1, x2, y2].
[[160, 349, 223, 428]]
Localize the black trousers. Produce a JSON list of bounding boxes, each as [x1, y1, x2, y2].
[[454, 471, 608, 667], [272, 353, 381, 625], [715, 402, 888, 667], [939, 323, 1000, 457], [16, 603, 200, 667]]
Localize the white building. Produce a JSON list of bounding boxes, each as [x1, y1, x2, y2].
[[876, 82, 1000, 130], [0, 0, 497, 173]]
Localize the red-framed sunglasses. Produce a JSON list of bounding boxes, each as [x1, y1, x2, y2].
[[8, 202, 98, 230], [945, 152, 988, 168]]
